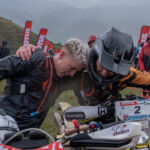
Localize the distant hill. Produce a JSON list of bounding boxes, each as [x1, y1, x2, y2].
[[0, 17, 62, 54], [0, 17, 37, 53]]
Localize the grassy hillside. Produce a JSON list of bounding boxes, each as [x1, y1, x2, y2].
[[0, 17, 36, 53], [0, 17, 62, 54]]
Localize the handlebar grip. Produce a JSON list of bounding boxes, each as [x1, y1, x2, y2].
[[65, 124, 89, 136]]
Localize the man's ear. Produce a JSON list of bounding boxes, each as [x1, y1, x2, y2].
[[59, 50, 66, 59]]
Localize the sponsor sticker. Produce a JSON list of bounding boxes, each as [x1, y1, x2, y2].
[[98, 106, 107, 116], [120, 101, 138, 106], [123, 114, 150, 121], [65, 112, 85, 120], [112, 123, 129, 136]]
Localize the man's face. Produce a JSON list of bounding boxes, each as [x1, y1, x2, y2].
[[56, 48, 84, 77], [88, 41, 95, 48], [96, 59, 114, 78]]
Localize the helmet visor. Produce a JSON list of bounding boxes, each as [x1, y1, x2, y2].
[[93, 37, 133, 76]]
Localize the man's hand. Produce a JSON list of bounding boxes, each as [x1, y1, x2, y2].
[[16, 44, 37, 60]]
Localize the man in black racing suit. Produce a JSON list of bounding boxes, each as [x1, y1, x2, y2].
[[0, 38, 90, 143]]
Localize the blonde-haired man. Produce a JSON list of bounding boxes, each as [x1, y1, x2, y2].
[[0, 38, 89, 143]]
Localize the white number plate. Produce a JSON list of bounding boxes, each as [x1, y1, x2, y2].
[[115, 100, 150, 121]]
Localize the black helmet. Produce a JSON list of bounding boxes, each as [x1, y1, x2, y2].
[[92, 27, 134, 76], [88, 27, 134, 89]]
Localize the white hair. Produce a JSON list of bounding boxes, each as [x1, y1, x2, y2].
[[64, 38, 90, 66]]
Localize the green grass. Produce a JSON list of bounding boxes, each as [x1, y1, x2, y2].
[[121, 87, 141, 97], [41, 90, 79, 137], [0, 80, 6, 94]]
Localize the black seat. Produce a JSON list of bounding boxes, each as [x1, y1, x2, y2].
[[70, 133, 131, 148]]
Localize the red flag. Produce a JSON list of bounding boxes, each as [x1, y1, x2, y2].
[[138, 26, 150, 44], [48, 43, 53, 51], [36, 28, 48, 49], [43, 40, 50, 52], [55, 48, 61, 54], [22, 20, 32, 45]]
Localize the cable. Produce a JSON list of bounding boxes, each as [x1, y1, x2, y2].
[[3, 128, 54, 145], [81, 72, 95, 97], [37, 57, 53, 112], [30, 56, 53, 117]]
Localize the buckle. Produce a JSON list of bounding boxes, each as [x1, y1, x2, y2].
[[20, 84, 26, 93]]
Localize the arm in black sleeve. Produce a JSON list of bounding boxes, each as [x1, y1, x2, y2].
[[0, 48, 45, 80]]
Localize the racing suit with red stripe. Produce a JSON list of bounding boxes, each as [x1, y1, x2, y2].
[[0, 48, 59, 130]]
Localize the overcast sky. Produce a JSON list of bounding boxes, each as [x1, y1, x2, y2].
[[1, 0, 149, 20], [51, 0, 150, 8], [1, 0, 150, 9], [0, 0, 149, 43]]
